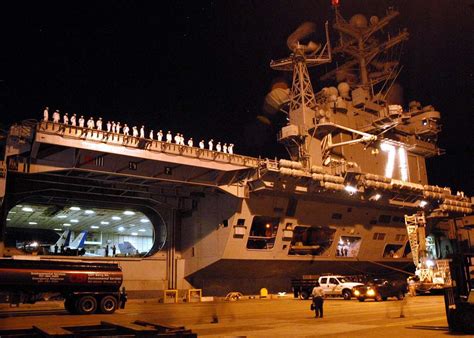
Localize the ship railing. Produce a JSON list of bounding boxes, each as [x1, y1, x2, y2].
[[36, 121, 260, 168]]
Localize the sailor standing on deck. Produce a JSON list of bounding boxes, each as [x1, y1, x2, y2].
[[79, 116, 85, 128], [166, 131, 172, 143], [149, 130, 154, 140], [63, 113, 69, 125], [228, 143, 234, 154], [43, 107, 49, 121], [116, 122, 121, 134], [187, 138, 193, 147], [87, 117, 95, 129], [199, 140, 205, 149], [174, 133, 180, 144], [216, 142, 222, 152], [132, 126, 138, 137], [111, 121, 116, 133], [96, 118, 103, 131], [123, 124, 130, 136], [106, 121, 112, 132], [208, 139, 214, 151], [157, 130, 163, 142], [70, 114, 77, 126], [140, 125, 145, 138], [53, 110, 60, 123], [223, 143, 227, 153]]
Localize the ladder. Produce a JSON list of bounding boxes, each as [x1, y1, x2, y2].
[[405, 213, 426, 267]]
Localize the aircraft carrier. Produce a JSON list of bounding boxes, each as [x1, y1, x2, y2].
[[0, 3, 472, 296]]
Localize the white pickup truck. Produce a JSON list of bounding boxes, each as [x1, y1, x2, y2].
[[292, 275, 363, 300], [319, 275, 363, 300]]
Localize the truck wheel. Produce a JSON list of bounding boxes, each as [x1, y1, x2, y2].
[[382, 296, 388, 301], [300, 291, 309, 300], [64, 298, 77, 314], [76, 295, 97, 315], [342, 290, 351, 300], [358, 297, 365, 302], [99, 295, 118, 314], [396, 292, 405, 300]]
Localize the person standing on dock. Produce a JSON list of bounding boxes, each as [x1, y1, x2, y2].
[[311, 282, 325, 318]]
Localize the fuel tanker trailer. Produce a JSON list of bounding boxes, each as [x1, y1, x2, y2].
[[0, 258, 126, 314]]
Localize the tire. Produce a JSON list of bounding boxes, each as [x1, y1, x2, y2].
[[76, 295, 98, 315], [396, 292, 405, 300], [300, 291, 309, 300], [99, 295, 118, 314], [382, 297, 388, 301], [64, 297, 77, 314], [342, 290, 352, 300], [358, 297, 365, 302]]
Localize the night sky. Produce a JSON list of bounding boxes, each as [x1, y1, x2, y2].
[[1, 0, 473, 195]]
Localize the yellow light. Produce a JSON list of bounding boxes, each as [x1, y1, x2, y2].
[[354, 290, 360, 296], [367, 289, 375, 296], [265, 223, 271, 228]]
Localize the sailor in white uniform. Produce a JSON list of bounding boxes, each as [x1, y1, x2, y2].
[[53, 110, 60, 123], [70, 114, 77, 126], [187, 138, 193, 147], [106, 121, 112, 132], [228, 143, 234, 154], [123, 124, 130, 136], [63, 113, 69, 125], [116, 122, 121, 134], [96, 118, 103, 131], [132, 126, 138, 137], [166, 131, 172, 143], [223, 143, 227, 153], [149, 130, 154, 140], [208, 139, 214, 151], [79, 116, 85, 128], [199, 140, 205, 149], [216, 142, 222, 152], [111, 121, 116, 133], [157, 130, 163, 142], [140, 125, 145, 138], [43, 107, 49, 121]]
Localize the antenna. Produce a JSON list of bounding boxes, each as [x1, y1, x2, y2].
[[270, 22, 332, 167]]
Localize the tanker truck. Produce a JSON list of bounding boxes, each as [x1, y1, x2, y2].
[[0, 258, 126, 314]]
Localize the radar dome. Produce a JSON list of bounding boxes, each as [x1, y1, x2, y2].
[[337, 82, 350, 98], [349, 14, 368, 29], [369, 16, 379, 26]]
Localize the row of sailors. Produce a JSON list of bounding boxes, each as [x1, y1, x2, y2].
[[42, 107, 235, 154]]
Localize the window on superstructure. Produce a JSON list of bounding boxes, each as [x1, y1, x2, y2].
[[246, 216, 279, 250], [288, 226, 336, 256], [378, 215, 391, 224], [237, 219, 245, 226], [395, 234, 406, 241], [383, 244, 404, 258], [336, 236, 362, 257], [373, 233, 386, 240]]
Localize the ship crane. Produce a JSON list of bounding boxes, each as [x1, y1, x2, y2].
[[405, 212, 452, 292]]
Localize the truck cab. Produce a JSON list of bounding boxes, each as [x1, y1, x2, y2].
[[319, 275, 363, 300]]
